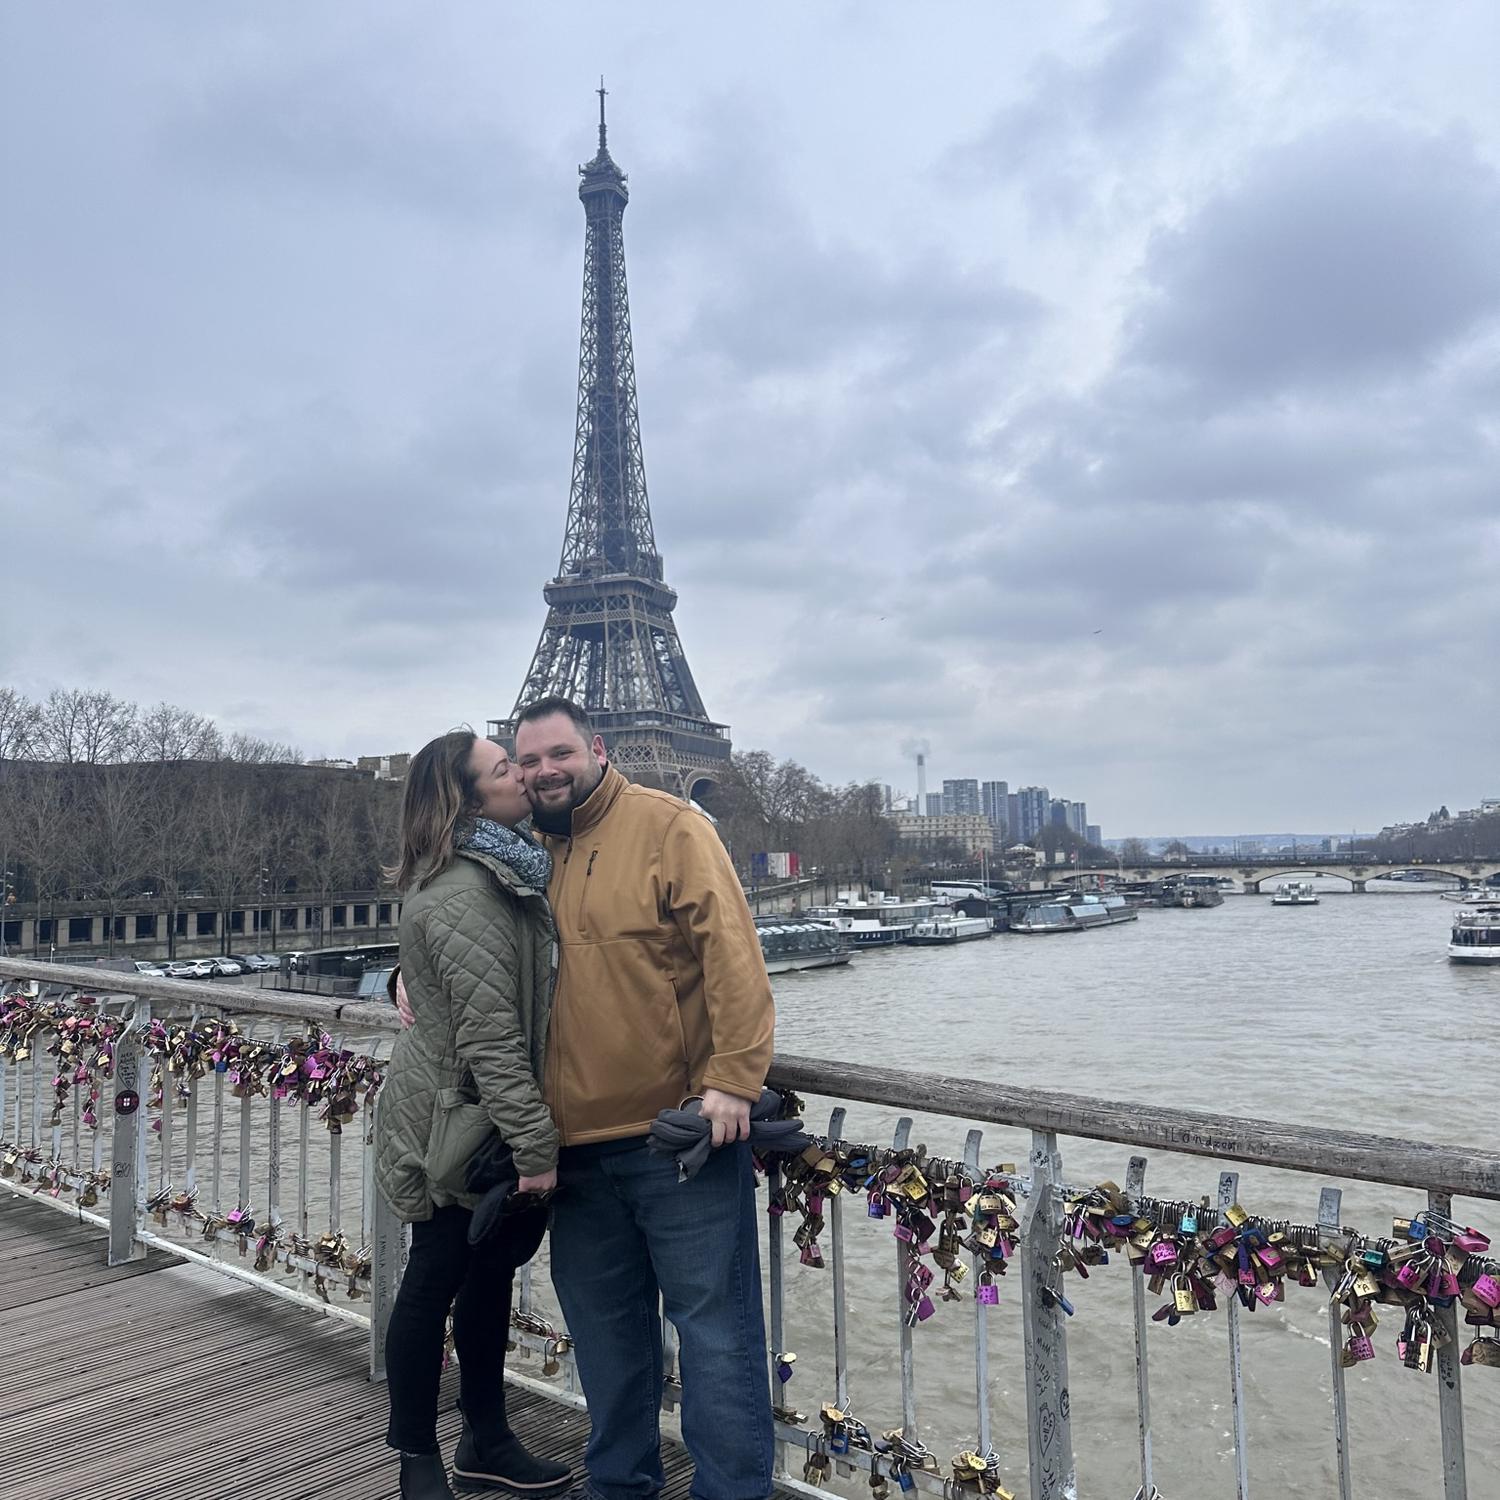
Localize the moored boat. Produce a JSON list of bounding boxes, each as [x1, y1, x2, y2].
[[821, 892, 943, 949], [1011, 893, 1139, 934], [905, 915, 995, 946], [755, 918, 852, 974], [1448, 902, 1500, 964]]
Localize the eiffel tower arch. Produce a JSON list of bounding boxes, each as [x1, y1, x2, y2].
[[490, 88, 731, 802]]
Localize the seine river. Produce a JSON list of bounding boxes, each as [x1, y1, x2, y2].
[[764, 882, 1499, 1498]]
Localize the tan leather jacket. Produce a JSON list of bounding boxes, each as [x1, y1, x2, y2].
[[538, 764, 775, 1145]]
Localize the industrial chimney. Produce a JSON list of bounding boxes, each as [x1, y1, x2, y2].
[[916, 752, 927, 815]]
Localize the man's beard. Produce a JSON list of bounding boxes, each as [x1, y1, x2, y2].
[[528, 762, 604, 835]]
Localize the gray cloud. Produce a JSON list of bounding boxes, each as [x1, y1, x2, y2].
[[3, 4, 1497, 830]]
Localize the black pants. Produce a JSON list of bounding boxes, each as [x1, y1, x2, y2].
[[385, 1201, 549, 1454]]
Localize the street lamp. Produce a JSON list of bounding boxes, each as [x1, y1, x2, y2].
[[0, 866, 14, 957]]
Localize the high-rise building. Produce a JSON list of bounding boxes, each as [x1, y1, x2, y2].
[[981, 780, 1009, 829], [943, 779, 980, 817], [489, 91, 729, 799], [1086, 824, 1102, 847], [1068, 801, 1088, 837], [1013, 786, 1050, 842]]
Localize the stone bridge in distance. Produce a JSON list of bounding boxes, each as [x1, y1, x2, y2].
[[1051, 858, 1500, 894]]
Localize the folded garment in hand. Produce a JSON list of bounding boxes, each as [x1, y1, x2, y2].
[[464, 1134, 519, 1245], [647, 1088, 813, 1182]]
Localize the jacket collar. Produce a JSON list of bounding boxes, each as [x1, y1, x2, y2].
[[455, 845, 543, 898], [568, 762, 627, 838]]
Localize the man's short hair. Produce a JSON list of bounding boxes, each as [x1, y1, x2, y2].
[[516, 696, 595, 740]]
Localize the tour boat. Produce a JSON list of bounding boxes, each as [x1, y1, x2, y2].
[[1448, 902, 1500, 965], [1162, 876, 1225, 908], [1270, 881, 1320, 906], [1011, 894, 1139, 934], [820, 893, 942, 948], [755, 918, 852, 974], [905, 915, 995, 946]]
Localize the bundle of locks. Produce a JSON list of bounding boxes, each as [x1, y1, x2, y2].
[[772, 1138, 1498, 1377]]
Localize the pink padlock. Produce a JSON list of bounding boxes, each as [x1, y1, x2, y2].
[[1149, 1241, 1178, 1267], [1346, 1334, 1375, 1362], [1256, 1245, 1283, 1270], [1472, 1273, 1500, 1308], [1396, 1261, 1425, 1290], [1454, 1229, 1491, 1254]]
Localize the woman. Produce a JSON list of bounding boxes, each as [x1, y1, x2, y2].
[[375, 730, 571, 1500]]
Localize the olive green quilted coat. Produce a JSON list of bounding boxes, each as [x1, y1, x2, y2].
[[374, 848, 559, 1222]]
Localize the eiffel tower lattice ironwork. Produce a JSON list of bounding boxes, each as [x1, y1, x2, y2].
[[490, 87, 731, 799]]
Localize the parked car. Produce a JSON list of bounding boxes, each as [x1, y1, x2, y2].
[[208, 958, 243, 977], [182, 960, 214, 979], [242, 953, 279, 971], [132, 961, 167, 978], [164, 961, 200, 979]]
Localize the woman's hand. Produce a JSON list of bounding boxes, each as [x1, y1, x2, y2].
[[517, 1168, 558, 1195], [394, 973, 415, 1028]]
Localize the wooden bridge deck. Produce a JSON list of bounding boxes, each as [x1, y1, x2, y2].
[[0, 1193, 760, 1500]]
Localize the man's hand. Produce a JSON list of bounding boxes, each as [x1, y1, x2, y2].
[[700, 1087, 752, 1148], [517, 1168, 558, 1195]]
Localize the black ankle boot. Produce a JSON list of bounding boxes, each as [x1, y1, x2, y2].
[[452, 1423, 573, 1496], [400, 1450, 457, 1500]]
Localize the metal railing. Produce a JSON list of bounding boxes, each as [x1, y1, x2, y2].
[[2, 957, 1497, 1499]]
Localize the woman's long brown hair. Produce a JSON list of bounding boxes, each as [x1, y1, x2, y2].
[[388, 730, 479, 892]]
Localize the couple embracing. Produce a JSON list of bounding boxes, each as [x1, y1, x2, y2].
[[374, 697, 777, 1500]]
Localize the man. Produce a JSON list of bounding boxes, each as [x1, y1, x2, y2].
[[513, 697, 775, 1500]]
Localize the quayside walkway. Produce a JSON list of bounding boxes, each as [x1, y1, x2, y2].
[[2, 956, 1498, 1499]]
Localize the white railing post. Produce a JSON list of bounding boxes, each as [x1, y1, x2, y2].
[[963, 1128, 994, 1464], [1218, 1171, 1250, 1500], [827, 1106, 851, 1416], [1020, 1129, 1074, 1500], [1126, 1155, 1158, 1500], [1318, 1186, 1354, 1500], [367, 1091, 405, 1383], [1428, 1189, 1468, 1500], [107, 1010, 148, 1265]]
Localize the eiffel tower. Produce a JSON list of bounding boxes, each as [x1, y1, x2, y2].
[[491, 87, 731, 800]]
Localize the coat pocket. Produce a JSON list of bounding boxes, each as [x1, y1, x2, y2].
[[425, 1087, 498, 1196]]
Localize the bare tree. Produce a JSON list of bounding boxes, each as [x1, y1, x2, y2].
[[303, 776, 361, 946], [138, 762, 202, 959], [196, 767, 261, 955], [7, 763, 72, 952], [77, 763, 149, 955], [133, 701, 220, 761], [225, 732, 302, 765], [0, 688, 41, 761], [36, 688, 138, 764], [1118, 837, 1151, 868]]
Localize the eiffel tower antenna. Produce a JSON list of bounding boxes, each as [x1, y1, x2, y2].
[[490, 93, 731, 800]]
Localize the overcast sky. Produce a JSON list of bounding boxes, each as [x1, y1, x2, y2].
[[4, 4, 1497, 834]]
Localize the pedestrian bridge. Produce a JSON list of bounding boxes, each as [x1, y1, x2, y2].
[[2, 957, 1497, 1499]]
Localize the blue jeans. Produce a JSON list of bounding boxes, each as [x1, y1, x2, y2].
[[550, 1139, 773, 1500]]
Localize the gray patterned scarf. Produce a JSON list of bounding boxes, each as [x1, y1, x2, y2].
[[456, 817, 553, 891]]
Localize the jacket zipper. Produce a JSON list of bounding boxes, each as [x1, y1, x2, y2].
[[547, 837, 572, 1138]]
